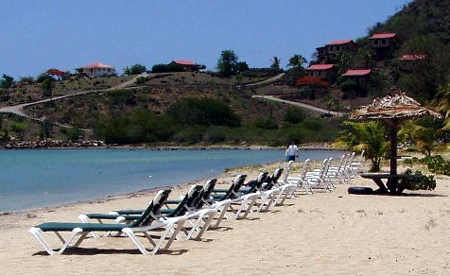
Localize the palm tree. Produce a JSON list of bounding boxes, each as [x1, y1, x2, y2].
[[287, 54, 307, 69], [398, 119, 438, 156], [287, 54, 307, 85], [436, 84, 450, 132], [334, 121, 388, 172], [270, 56, 281, 70]]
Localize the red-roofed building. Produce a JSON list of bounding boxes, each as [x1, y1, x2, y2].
[[398, 54, 427, 71], [171, 60, 202, 71], [398, 54, 427, 61], [342, 69, 372, 77], [342, 69, 372, 87], [306, 64, 336, 81], [79, 62, 116, 77], [315, 39, 358, 63], [369, 33, 399, 60], [326, 39, 358, 54]]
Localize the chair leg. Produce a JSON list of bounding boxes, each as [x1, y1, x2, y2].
[[187, 209, 218, 240], [29, 227, 84, 255], [209, 200, 232, 228], [122, 228, 152, 255], [77, 215, 100, 238], [235, 194, 258, 220]]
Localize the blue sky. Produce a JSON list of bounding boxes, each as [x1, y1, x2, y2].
[[0, 0, 412, 79]]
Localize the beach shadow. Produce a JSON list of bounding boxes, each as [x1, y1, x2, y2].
[[190, 238, 214, 243], [210, 226, 233, 232], [350, 192, 448, 198], [33, 247, 189, 256], [258, 209, 281, 214], [238, 217, 260, 221], [390, 193, 448, 198]]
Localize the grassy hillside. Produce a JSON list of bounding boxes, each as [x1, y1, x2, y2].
[[0, 72, 344, 146]]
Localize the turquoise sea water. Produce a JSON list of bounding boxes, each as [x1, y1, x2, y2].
[[0, 149, 346, 212]]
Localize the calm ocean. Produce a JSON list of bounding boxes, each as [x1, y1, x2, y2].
[[0, 148, 346, 212]]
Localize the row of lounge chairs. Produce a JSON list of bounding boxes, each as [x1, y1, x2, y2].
[[29, 151, 365, 256], [284, 150, 366, 194]]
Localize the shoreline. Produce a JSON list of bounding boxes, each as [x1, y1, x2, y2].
[[1, 139, 339, 151]]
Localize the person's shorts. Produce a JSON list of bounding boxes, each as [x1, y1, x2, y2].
[[287, 155, 296, 161]]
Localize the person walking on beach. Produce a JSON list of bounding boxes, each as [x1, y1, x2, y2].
[[285, 141, 299, 161]]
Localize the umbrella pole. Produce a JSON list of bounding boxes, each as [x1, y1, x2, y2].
[[387, 119, 398, 193], [389, 119, 398, 176]]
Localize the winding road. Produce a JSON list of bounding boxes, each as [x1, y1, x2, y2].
[[0, 72, 347, 125], [0, 74, 144, 122], [252, 95, 346, 117]]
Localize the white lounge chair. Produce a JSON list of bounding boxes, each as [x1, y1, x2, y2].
[[29, 189, 188, 255]]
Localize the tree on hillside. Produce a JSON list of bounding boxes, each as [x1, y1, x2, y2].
[[0, 74, 14, 100], [271, 56, 281, 70], [336, 52, 353, 75], [41, 78, 54, 98], [36, 72, 53, 83], [287, 54, 307, 70], [0, 74, 14, 89], [287, 54, 307, 84], [396, 35, 450, 101], [167, 97, 241, 127], [10, 121, 28, 140], [123, 64, 147, 75], [217, 50, 239, 77], [236, 61, 249, 73]]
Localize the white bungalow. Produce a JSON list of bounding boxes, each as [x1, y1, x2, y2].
[[80, 62, 116, 77]]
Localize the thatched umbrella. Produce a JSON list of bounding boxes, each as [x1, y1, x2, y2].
[[350, 90, 441, 179]]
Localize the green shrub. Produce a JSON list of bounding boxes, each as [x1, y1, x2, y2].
[[402, 169, 436, 191], [203, 127, 227, 143], [167, 97, 241, 127], [283, 106, 306, 124], [135, 76, 148, 85], [251, 116, 278, 130], [425, 155, 450, 175]]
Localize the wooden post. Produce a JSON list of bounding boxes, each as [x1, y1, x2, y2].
[[390, 119, 398, 175], [386, 118, 398, 193]]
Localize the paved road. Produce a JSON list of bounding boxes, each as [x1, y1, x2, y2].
[[252, 95, 347, 117], [0, 73, 346, 125], [0, 74, 144, 121], [243, 73, 285, 88]]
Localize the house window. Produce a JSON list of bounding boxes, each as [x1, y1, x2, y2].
[[374, 40, 379, 45], [382, 39, 387, 44]]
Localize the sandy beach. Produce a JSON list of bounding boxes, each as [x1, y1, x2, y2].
[[1, 161, 449, 276]]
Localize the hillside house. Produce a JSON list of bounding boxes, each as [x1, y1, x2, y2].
[[369, 33, 399, 59], [306, 64, 336, 82], [342, 69, 372, 87], [398, 54, 427, 61], [171, 60, 202, 72], [79, 62, 116, 77], [316, 39, 359, 63], [398, 54, 427, 71]]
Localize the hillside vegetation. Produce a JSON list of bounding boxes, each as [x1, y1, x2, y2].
[[0, 0, 448, 147]]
